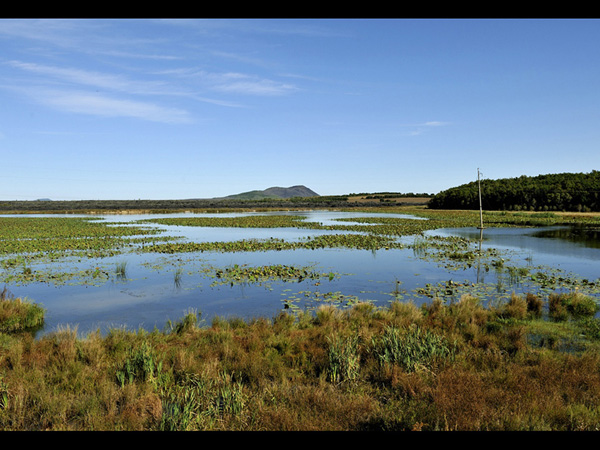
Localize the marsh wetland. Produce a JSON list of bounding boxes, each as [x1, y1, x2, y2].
[[4, 206, 600, 430], [2, 208, 599, 337]]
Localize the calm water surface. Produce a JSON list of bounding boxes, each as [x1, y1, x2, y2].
[[3, 211, 599, 337]]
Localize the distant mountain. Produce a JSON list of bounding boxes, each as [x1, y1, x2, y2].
[[220, 185, 319, 201]]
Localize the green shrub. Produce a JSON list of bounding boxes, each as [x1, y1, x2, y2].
[[372, 324, 455, 373], [526, 293, 543, 318], [549, 292, 599, 321], [501, 294, 528, 320], [0, 288, 45, 333], [566, 293, 599, 318], [578, 317, 600, 340]]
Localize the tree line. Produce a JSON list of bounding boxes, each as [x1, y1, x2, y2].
[[428, 171, 600, 212], [0, 196, 402, 212], [0, 198, 346, 212], [0, 191, 436, 213]]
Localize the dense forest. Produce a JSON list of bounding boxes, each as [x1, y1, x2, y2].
[[428, 171, 600, 212]]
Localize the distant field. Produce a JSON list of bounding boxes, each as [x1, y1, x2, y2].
[[347, 195, 431, 204]]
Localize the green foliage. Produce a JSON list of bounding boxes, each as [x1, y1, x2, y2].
[[115, 261, 128, 280], [549, 292, 599, 321], [372, 324, 455, 372], [0, 216, 160, 257], [165, 309, 201, 335], [140, 215, 311, 229], [0, 197, 351, 212], [214, 263, 330, 285], [578, 317, 600, 340], [0, 287, 45, 333], [429, 171, 600, 212], [0, 376, 8, 410], [115, 341, 163, 387], [327, 333, 361, 383], [158, 371, 246, 431]]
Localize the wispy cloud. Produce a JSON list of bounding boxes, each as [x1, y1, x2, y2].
[[1, 20, 303, 123], [422, 121, 450, 127], [7, 57, 298, 107], [7, 60, 171, 95], [209, 72, 298, 96], [3, 60, 193, 123], [25, 88, 192, 123], [0, 19, 175, 58], [160, 18, 347, 38], [157, 67, 299, 97], [400, 121, 451, 136], [0, 19, 85, 47]]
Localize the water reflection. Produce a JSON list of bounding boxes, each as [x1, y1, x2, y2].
[[428, 226, 600, 261], [533, 226, 600, 249]]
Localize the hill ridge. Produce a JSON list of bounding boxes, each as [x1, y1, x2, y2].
[[219, 185, 319, 201]]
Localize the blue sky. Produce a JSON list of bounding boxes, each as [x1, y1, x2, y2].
[[1, 18, 599, 200]]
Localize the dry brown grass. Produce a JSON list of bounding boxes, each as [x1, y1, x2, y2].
[[2, 294, 600, 430]]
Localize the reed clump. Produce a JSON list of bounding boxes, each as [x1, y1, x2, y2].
[[2, 290, 600, 431], [0, 287, 45, 334]]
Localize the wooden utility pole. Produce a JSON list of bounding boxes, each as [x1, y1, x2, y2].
[[477, 168, 484, 230]]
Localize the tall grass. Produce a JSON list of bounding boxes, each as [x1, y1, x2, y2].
[[173, 267, 183, 289], [115, 261, 128, 281], [372, 324, 455, 373], [327, 333, 361, 384], [0, 287, 45, 333], [549, 292, 599, 321], [2, 291, 600, 430]]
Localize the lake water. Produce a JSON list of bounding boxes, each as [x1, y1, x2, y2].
[[3, 211, 600, 337]]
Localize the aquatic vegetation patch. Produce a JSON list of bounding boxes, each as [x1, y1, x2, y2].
[[141, 233, 405, 254], [0, 216, 159, 240], [137, 215, 321, 229], [281, 289, 364, 313], [408, 234, 506, 272], [138, 213, 448, 237], [141, 238, 296, 254], [0, 259, 116, 287], [212, 264, 337, 286], [0, 216, 167, 259], [409, 265, 600, 307]]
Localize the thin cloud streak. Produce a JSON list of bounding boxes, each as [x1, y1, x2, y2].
[[1, 20, 305, 124], [399, 121, 451, 136], [27, 88, 193, 123], [158, 67, 299, 97], [210, 72, 298, 96], [7, 60, 180, 96]]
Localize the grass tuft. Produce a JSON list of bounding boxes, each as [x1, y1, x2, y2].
[[0, 287, 45, 333]]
